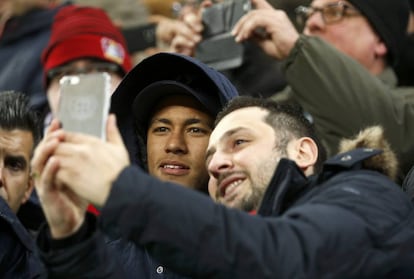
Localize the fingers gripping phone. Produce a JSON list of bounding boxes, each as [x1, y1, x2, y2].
[[58, 73, 111, 140]]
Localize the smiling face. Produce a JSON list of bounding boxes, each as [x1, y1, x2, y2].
[[303, 0, 387, 74], [146, 95, 214, 191], [206, 107, 286, 211], [0, 129, 34, 213]]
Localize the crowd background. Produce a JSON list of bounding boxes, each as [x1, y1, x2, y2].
[[0, 0, 414, 278]]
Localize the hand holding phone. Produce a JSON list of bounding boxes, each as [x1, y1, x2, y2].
[[195, 0, 251, 70], [58, 73, 111, 140]]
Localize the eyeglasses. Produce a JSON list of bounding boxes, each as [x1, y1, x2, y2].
[[47, 61, 121, 83], [295, 2, 360, 27]]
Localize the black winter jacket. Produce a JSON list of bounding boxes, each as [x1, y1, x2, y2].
[[37, 213, 189, 279], [37, 148, 414, 278], [0, 199, 44, 278], [97, 148, 414, 279]]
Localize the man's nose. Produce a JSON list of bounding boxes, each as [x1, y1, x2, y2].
[[207, 151, 233, 179], [165, 132, 188, 154], [303, 10, 325, 35]]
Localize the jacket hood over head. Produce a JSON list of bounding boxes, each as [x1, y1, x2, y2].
[[110, 52, 239, 169]]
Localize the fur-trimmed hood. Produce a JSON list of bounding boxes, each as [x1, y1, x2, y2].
[[338, 126, 399, 181]]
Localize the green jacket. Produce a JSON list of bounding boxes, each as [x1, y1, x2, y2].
[[271, 35, 414, 178]]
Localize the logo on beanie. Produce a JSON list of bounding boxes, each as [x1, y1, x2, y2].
[[101, 37, 125, 65]]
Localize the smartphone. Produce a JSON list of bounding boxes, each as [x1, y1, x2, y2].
[[195, 0, 251, 71], [58, 73, 111, 140]]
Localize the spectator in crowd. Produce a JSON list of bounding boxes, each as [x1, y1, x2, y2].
[[34, 52, 238, 278], [32, 96, 414, 278], [0, 91, 43, 277], [229, 0, 414, 179], [0, 0, 64, 113], [42, 4, 132, 120], [40, 3, 134, 217], [75, 0, 203, 64], [170, 0, 292, 98]]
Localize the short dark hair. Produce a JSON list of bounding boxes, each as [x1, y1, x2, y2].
[[215, 96, 326, 173], [0, 92, 41, 149]]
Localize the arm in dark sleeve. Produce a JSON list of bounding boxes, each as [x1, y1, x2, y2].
[[100, 166, 402, 279], [37, 213, 127, 279]]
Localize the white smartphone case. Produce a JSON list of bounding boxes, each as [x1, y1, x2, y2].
[[58, 73, 111, 140]]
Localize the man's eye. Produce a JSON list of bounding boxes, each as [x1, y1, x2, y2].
[[5, 158, 25, 172], [188, 127, 208, 134], [234, 139, 247, 146], [323, 5, 342, 19], [152, 127, 169, 133]]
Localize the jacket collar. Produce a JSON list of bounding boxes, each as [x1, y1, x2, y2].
[[0, 199, 35, 252], [257, 148, 384, 217], [317, 148, 383, 183], [258, 158, 308, 216]]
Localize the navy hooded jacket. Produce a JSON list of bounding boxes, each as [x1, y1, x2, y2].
[[37, 53, 239, 279]]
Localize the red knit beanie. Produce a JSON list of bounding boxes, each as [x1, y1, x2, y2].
[[42, 5, 132, 86]]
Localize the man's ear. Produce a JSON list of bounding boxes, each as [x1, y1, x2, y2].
[[21, 173, 35, 205], [374, 39, 387, 58], [288, 137, 318, 176]]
